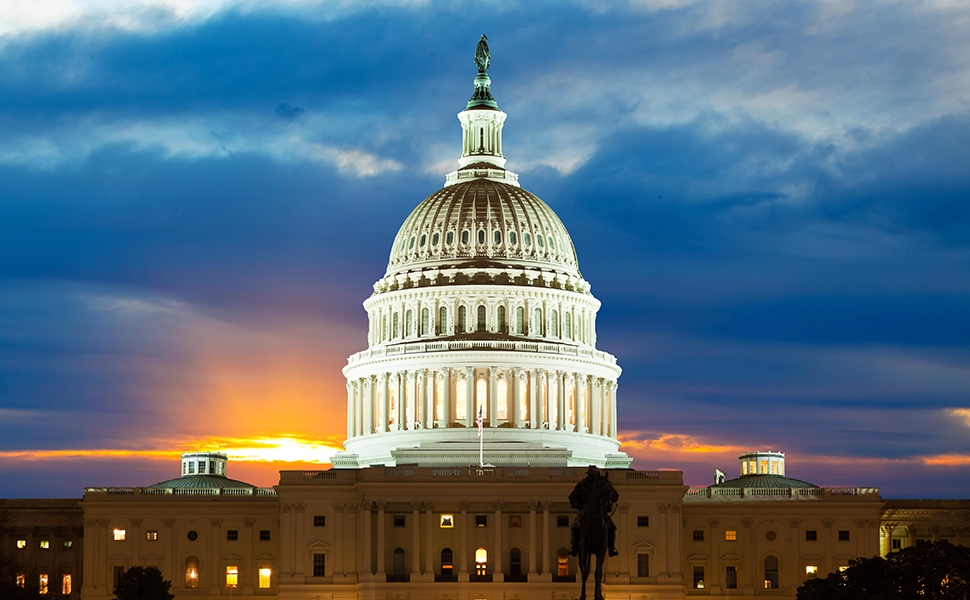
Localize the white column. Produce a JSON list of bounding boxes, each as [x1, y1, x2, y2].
[[489, 367, 498, 427], [395, 372, 404, 430], [465, 367, 475, 428], [610, 381, 618, 438], [529, 369, 538, 429], [355, 380, 363, 437], [576, 373, 585, 433], [381, 374, 390, 433], [512, 368, 522, 426], [346, 382, 354, 440], [442, 369, 451, 426], [363, 377, 374, 435], [557, 371, 566, 430], [538, 369, 547, 426], [422, 369, 432, 429], [592, 378, 602, 436]]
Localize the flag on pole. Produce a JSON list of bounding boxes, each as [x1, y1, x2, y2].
[[476, 406, 484, 438]]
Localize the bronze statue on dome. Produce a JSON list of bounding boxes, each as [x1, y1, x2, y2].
[[475, 34, 490, 73], [569, 465, 618, 600]]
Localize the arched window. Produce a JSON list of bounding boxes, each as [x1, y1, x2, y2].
[[534, 308, 543, 336], [497, 379, 508, 420], [420, 234, 426, 247], [462, 230, 469, 244], [409, 236, 416, 249], [497, 306, 506, 333], [441, 548, 454, 576], [524, 232, 531, 246], [475, 548, 488, 576], [537, 235, 544, 247], [457, 306, 467, 333], [421, 308, 429, 336], [557, 548, 569, 577], [406, 310, 413, 337], [476, 379, 487, 419], [516, 306, 524, 334], [185, 556, 200, 589], [435, 379, 444, 421], [456, 380, 467, 420], [564, 312, 571, 339], [509, 231, 517, 245], [519, 379, 528, 421], [393, 313, 399, 338], [432, 232, 439, 246], [392, 548, 406, 580], [494, 230, 502, 244], [477, 305, 487, 332], [478, 229, 486, 244], [509, 548, 522, 576], [551, 309, 559, 337], [764, 556, 779, 589], [548, 236, 555, 249], [446, 231, 454, 245], [438, 306, 447, 335]]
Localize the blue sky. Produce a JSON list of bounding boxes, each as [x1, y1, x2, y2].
[[0, 0, 968, 498]]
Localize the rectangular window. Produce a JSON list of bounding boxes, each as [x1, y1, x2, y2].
[[227, 529, 238, 541], [146, 530, 158, 541], [16, 574, 25, 588], [39, 574, 48, 595], [40, 539, 50, 549], [259, 530, 271, 541], [557, 515, 569, 527], [440, 515, 454, 528], [62, 573, 72, 594], [199, 461, 207, 474], [892, 538, 902, 550], [637, 515, 649, 528], [806, 565, 818, 578], [16, 539, 26, 549], [475, 515, 488, 527], [692, 565, 705, 589], [113, 566, 125, 589], [313, 553, 326, 577], [113, 529, 126, 541], [63, 540, 73, 549], [258, 568, 271, 589], [839, 530, 850, 541], [226, 566, 238, 588], [188, 462, 195, 474], [725, 530, 737, 541], [313, 515, 326, 527], [726, 566, 738, 589], [393, 515, 406, 527], [509, 515, 522, 528], [637, 553, 649, 577], [692, 530, 704, 542], [806, 530, 818, 541], [839, 565, 850, 572]]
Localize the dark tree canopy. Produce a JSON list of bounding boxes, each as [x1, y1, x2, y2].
[[113, 566, 174, 600], [797, 541, 970, 600]]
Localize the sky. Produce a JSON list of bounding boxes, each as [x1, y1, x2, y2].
[[0, 0, 968, 499]]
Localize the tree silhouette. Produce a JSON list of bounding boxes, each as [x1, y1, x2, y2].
[[113, 566, 174, 600]]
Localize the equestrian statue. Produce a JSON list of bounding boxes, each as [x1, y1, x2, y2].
[[568, 465, 619, 600]]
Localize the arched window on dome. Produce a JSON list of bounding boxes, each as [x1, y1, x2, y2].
[[462, 230, 469, 245], [446, 231, 454, 245], [509, 231, 517, 245], [534, 308, 543, 336], [457, 306, 467, 333], [393, 313, 399, 339], [382, 313, 388, 341], [497, 306, 506, 334], [494, 230, 502, 245], [438, 306, 447, 335], [478, 229, 486, 245], [432, 232, 439, 246], [406, 310, 413, 337], [456, 379, 467, 421], [516, 306, 524, 334], [524, 232, 531, 246], [497, 379, 508, 421], [420, 234, 427, 247], [477, 305, 487, 332], [551, 310, 559, 337], [476, 378, 487, 420], [519, 378, 528, 421], [421, 308, 429, 336], [409, 236, 416, 250], [548, 236, 555, 249], [537, 235, 544, 248], [564, 312, 571, 340], [568, 386, 575, 426]]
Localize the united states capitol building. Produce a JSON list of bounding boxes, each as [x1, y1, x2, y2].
[[3, 41, 968, 600]]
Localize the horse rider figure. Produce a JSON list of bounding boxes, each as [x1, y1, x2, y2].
[[569, 465, 619, 557]]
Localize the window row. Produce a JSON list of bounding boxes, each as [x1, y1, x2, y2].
[[385, 546, 572, 582], [181, 459, 225, 475], [689, 556, 848, 590], [15, 539, 72, 549], [371, 303, 595, 345], [121, 559, 273, 590], [15, 573, 71, 595], [106, 528, 271, 542], [398, 228, 566, 255], [689, 528, 851, 542]]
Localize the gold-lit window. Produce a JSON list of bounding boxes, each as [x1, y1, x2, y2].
[[258, 567, 271, 589], [475, 548, 487, 576], [497, 379, 508, 420], [16, 539, 26, 549], [725, 530, 737, 541], [760, 461, 767, 473], [40, 540, 50, 549], [185, 556, 199, 589], [806, 565, 818, 577], [113, 529, 126, 541], [146, 530, 158, 541], [226, 566, 238, 588], [839, 565, 849, 572], [39, 574, 48, 595], [557, 548, 569, 577], [439, 515, 454, 528], [16, 574, 25, 588], [62, 574, 72, 595]]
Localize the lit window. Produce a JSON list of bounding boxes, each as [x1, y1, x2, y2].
[[806, 565, 818, 577], [692, 530, 704, 541], [146, 530, 158, 541], [476, 379, 487, 419], [770, 461, 777, 474], [742, 461, 748, 475], [455, 380, 467, 420], [497, 379, 508, 420], [62, 574, 72, 595], [764, 556, 779, 589], [475, 548, 487, 576], [839, 565, 849, 572], [226, 566, 238, 588], [63, 540, 73, 548], [637, 516, 649, 528], [760, 460, 767, 473], [839, 530, 850, 541], [313, 553, 325, 577], [185, 557, 199, 588], [258, 568, 271, 589], [692, 566, 704, 588], [40, 539, 50, 549], [113, 529, 126, 541], [557, 548, 569, 577], [519, 379, 528, 420], [16, 539, 26, 549], [725, 530, 737, 541], [439, 515, 454, 528], [39, 574, 48, 595], [16, 574, 25, 588]]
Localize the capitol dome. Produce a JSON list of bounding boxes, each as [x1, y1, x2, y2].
[[334, 37, 630, 470]]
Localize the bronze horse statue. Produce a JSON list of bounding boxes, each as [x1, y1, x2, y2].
[[569, 466, 619, 600]]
